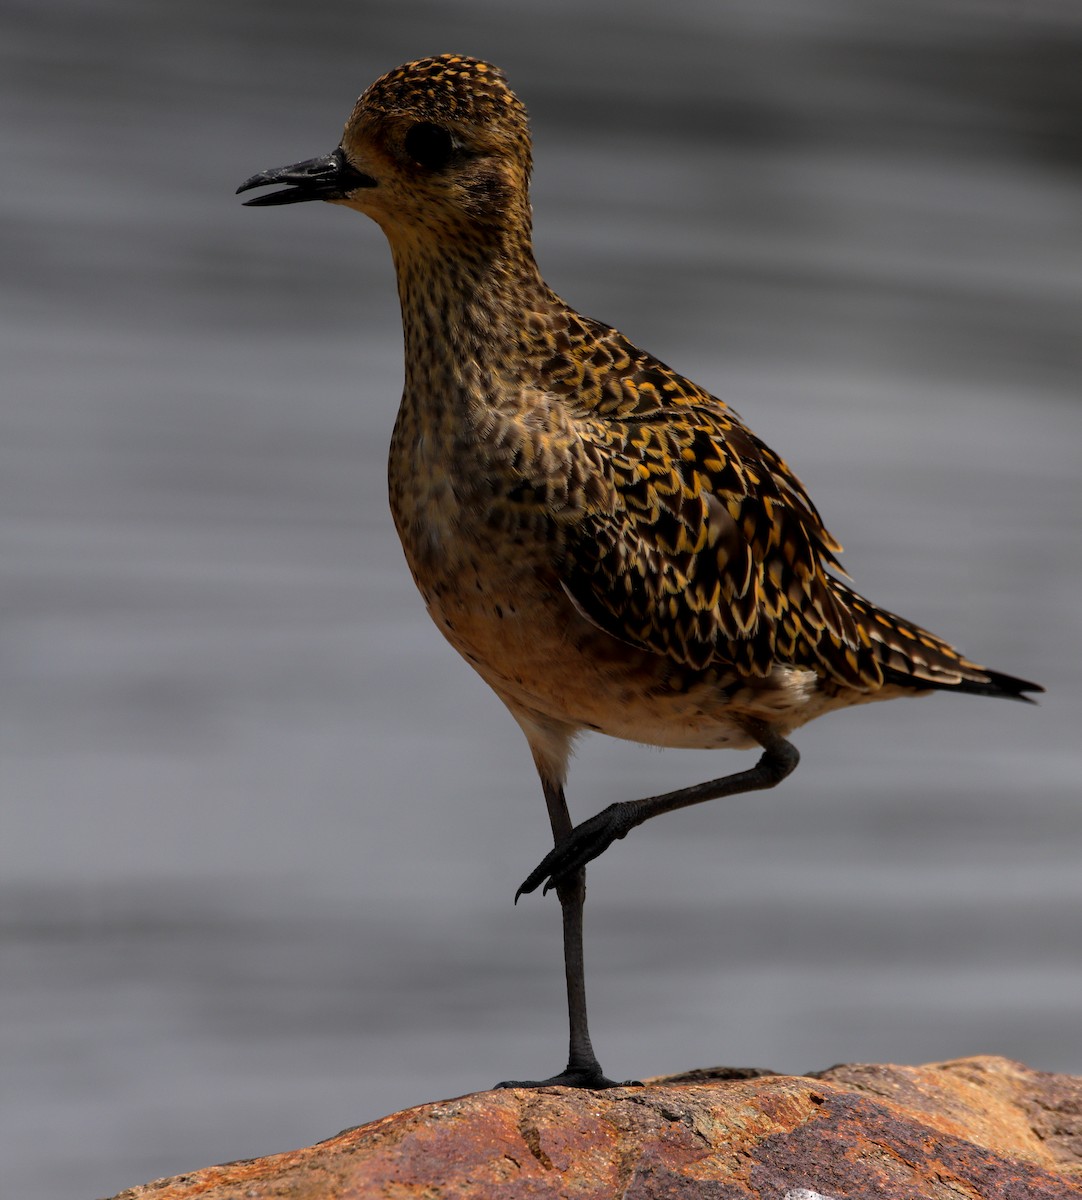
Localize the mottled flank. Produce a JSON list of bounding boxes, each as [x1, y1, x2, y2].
[[239, 54, 1042, 1086]]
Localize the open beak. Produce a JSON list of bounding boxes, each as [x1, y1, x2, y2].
[[236, 147, 376, 206]]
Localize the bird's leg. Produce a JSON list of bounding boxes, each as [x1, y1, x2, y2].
[[496, 777, 634, 1089], [516, 723, 799, 900]]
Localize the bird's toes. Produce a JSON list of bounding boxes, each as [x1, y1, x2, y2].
[[515, 804, 635, 902], [495, 1068, 642, 1090], [514, 830, 595, 901], [514, 856, 557, 903]]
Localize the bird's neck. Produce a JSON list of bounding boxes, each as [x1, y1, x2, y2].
[[388, 226, 557, 407]]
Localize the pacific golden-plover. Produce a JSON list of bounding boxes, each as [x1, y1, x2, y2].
[[239, 54, 1042, 1089]]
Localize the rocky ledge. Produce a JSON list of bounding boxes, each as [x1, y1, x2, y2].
[[108, 1056, 1082, 1199]]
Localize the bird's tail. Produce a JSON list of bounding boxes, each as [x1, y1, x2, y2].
[[831, 579, 1043, 702]]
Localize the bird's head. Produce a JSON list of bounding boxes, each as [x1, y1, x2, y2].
[[237, 55, 534, 249]]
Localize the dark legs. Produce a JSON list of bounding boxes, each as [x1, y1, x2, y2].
[[517, 724, 799, 900], [500, 723, 799, 1090], [497, 777, 626, 1088]]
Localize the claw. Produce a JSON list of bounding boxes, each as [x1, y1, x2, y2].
[[514, 803, 637, 902]]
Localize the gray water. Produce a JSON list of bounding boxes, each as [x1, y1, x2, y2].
[[3, 2, 1081, 1197]]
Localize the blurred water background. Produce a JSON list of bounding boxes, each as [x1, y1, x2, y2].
[[3, 1, 1081, 1196]]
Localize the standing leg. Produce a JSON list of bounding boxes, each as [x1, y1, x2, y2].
[[496, 776, 630, 1089]]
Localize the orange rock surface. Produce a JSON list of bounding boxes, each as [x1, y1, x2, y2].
[[109, 1056, 1082, 1199]]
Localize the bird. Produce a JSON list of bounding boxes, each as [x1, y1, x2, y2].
[[238, 54, 1042, 1090]]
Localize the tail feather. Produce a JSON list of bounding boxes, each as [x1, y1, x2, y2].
[[831, 579, 1043, 702], [880, 664, 1043, 703]]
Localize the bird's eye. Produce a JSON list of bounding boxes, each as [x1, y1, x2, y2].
[[403, 121, 455, 170]]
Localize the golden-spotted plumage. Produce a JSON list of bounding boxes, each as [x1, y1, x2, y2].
[[239, 54, 1041, 1088]]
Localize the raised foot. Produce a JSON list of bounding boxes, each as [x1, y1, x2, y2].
[[495, 1067, 642, 1090], [515, 802, 638, 901]]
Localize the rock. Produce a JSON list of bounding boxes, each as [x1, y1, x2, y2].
[[106, 1056, 1082, 1199]]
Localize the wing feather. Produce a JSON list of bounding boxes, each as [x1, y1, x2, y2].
[[559, 392, 870, 683], [526, 314, 1037, 699]]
